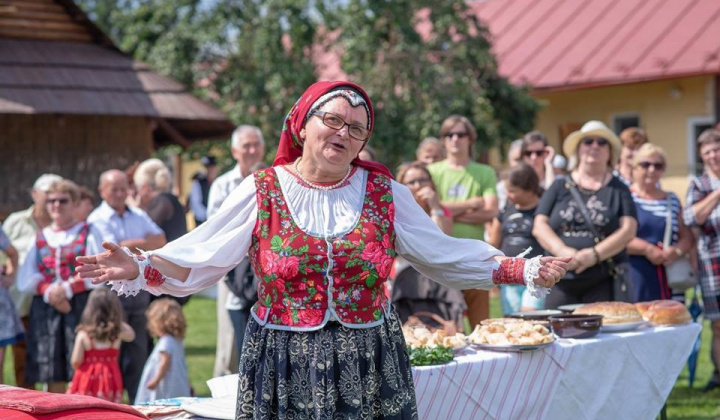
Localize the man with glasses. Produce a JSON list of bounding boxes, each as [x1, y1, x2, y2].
[[428, 115, 499, 328], [615, 127, 649, 186], [207, 125, 265, 378]]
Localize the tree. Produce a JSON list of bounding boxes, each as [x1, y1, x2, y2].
[[77, 0, 539, 169]]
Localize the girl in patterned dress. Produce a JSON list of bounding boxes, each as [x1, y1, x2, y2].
[[0, 225, 23, 384], [67, 288, 134, 402]]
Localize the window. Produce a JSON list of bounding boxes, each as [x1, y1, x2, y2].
[[611, 113, 640, 134]]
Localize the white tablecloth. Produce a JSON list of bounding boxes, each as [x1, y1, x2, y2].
[[412, 323, 701, 420]]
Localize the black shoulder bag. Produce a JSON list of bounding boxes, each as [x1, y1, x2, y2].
[[566, 181, 632, 302]]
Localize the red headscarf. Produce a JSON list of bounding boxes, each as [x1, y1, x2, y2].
[[272, 81, 393, 178]]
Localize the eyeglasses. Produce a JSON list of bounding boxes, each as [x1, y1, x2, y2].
[[581, 137, 609, 147], [405, 178, 430, 186], [47, 198, 70, 205], [523, 150, 547, 158], [311, 111, 369, 141], [637, 161, 665, 171], [444, 132, 469, 140]]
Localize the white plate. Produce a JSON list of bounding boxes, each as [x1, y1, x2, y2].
[[557, 303, 586, 313], [471, 339, 554, 352], [601, 321, 646, 333]]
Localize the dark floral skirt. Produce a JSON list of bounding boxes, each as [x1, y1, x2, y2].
[[236, 309, 418, 420]]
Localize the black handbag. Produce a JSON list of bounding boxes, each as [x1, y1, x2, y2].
[[225, 257, 259, 310], [566, 181, 633, 302]]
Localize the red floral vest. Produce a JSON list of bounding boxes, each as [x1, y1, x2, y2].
[[249, 168, 396, 330], [35, 223, 90, 296]]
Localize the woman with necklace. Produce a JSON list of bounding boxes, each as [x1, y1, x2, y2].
[[626, 144, 693, 302], [17, 179, 104, 393], [76, 81, 570, 419], [533, 121, 638, 308], [488, 163, 547, 314]]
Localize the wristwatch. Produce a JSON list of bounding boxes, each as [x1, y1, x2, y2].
[[430, 208, 445, 217]]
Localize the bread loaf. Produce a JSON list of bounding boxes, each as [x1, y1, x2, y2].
[[573, 301, 643, 324], [635, 300, 691, 325]]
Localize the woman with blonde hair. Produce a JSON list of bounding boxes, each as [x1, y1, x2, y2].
[[134, 159, 187, 242], [626, 143, 693, 301]]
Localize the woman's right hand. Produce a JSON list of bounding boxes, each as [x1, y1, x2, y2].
[[415, 186, 441, 210], [76, 242, 140, 284], [644, 243, 665, 265]]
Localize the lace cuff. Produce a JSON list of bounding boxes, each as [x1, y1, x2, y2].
[[523, 255, 550, 299], [109, 247, 167, 297]]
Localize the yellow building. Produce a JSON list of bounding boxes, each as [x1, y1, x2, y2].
[[473, 0, 720, 200]]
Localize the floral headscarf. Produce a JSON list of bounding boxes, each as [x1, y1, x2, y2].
[[272, 81, 393, 177]]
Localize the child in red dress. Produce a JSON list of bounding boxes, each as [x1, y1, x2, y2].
[[67, 288, 135, 402]]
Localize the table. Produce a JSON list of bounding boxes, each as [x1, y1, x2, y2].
[[411, 323, 701, 420]]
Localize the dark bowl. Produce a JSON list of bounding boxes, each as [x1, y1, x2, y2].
[[548, 314, 603, 339], [508, 309, 563, 321]]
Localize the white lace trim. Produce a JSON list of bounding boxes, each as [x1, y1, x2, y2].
[[108, 247, 150, 297], [516, 247, 550, 299]]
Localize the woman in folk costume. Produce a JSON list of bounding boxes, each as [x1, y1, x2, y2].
[[77, 81, 570, 419], [18, 179, 104, 393]]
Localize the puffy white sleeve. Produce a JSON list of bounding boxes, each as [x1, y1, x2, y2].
[[144, 175, 258, 296], [17, 244, 43, 294], [392, 180, 503, 290]]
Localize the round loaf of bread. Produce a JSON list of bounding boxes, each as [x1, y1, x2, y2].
[[636, 300, 691, 325], [573, 301, 643, 324]]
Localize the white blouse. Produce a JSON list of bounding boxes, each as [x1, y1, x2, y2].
[[143, 167, 504, 297], [18, 222, 104, 300]]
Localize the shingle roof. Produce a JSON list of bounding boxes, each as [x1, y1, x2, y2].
[[0, 0, 234, 142], [470, 0, 720, 91]]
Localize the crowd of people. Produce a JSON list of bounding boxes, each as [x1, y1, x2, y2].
[[0, 79, 717, 418]]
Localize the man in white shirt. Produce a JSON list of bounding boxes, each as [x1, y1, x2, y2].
[[208, 125, 265, 377], [87, 169, 166, 402]]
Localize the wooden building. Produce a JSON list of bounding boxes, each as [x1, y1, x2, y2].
[[0, 0, 234, 217]]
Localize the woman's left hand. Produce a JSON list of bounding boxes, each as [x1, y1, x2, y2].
[[533, 256, 572, 288], [660, 244, 682, 265], [573, 248, 597, 274]]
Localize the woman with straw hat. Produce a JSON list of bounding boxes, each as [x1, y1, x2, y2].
[[533, 121, 637, 307]]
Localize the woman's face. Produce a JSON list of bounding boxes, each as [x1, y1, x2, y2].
[[46, 192, 76, 225], [632, 153, 665, 187], [417, 143, 443, 164], [402, 168, 432, 195], [506, 184, 536, 206], [522, 140, 547, 173], [700, 141, 720, 176], [300, 97, 368, 173], [577, 136, 611, 168]]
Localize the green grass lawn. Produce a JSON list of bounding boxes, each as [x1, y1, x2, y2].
[[4, 296, 720, 418]]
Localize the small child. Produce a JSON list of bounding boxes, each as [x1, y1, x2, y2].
[[67, 287, 135, 402], [488, 163, 547, 315], [135, 298, 191, 404], [0, 225, 23, 384]]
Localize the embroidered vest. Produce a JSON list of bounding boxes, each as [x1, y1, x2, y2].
[[249, 168, 396, 330], [36, 223, 90, 283]]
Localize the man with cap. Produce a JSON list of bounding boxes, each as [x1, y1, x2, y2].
[[207, 125, 265, 377], [87, 169, 166, 402], [188, 155, 218, 226], [2, 173, 62, 389]]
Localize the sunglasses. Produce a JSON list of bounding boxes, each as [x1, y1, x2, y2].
[[637, 161, 665, 171], [47, 198, 70, 205], [523, 150, 547, 158], [444, 132, 469, 140], [581, 137, 609, 147]]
